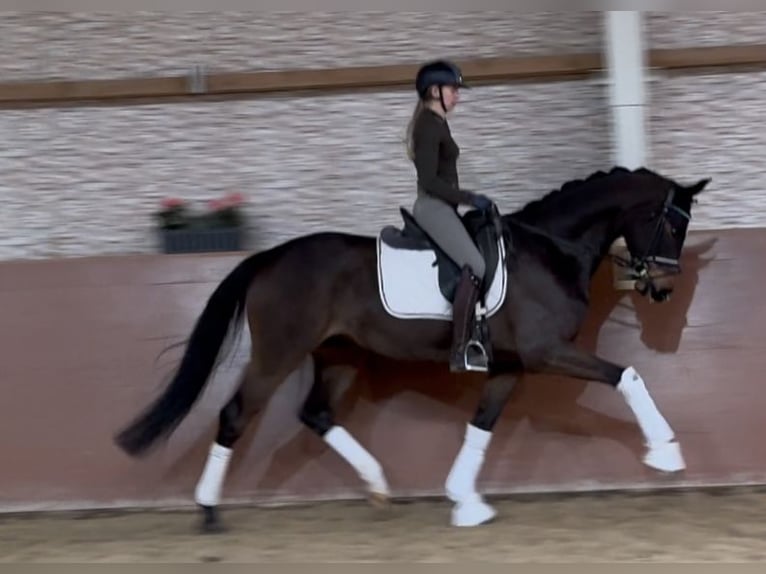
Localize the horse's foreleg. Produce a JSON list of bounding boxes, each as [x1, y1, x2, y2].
[[537, 343, 685, 473], [446, 360, 520, 527], [299, 353, 390, 505]]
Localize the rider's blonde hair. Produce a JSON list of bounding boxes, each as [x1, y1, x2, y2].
[[404, 99, 425, 162]]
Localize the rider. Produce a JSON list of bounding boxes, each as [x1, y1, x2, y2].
[[405, 59, 495, 372]]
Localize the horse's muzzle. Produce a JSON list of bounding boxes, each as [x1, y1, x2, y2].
[[635, 264, 678, 302]]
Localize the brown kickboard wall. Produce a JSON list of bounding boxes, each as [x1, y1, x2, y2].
[[0, 228, 764, 513]]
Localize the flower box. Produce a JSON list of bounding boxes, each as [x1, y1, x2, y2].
[[155, 192, 246, 254], [160, 226, 243, 254]]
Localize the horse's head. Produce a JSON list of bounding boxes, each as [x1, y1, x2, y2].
[[619, 173, 710, 302]]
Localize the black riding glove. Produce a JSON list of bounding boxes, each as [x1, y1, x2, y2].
[[470, 193, 494, 211]]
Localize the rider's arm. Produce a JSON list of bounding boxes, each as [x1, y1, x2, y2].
[[412, 121, 476, 206]]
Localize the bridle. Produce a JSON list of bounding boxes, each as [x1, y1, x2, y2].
[[612, 187, 692, 293], [493, 186, 693, 299]]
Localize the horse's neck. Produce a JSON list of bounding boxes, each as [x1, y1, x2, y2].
[[515, 182, 632, 274], [570, 218, 622, 277]]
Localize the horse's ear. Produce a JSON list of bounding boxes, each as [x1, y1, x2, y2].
[[686, 177, 711, 196]]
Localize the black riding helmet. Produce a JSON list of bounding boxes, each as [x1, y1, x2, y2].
[[415, 59, 469, 113]]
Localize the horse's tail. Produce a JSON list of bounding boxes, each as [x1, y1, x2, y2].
[[114, 251, 267, 458]]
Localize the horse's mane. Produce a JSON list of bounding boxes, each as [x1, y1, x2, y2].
[[512, 165, 660, 220]]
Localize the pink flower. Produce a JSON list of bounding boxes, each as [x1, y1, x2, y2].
[[223, 192, 244, 208], [208, 199, 224, 211], [161, 197, 184, 209]]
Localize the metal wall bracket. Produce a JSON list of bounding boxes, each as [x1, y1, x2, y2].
[[187, 64, 208, 95]]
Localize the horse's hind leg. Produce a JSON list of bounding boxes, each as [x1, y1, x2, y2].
[[193, 361, 257, 533], [299, 352, 390, 505], [194, 359, 304, 533], [445, 360, 519, 527], [537, 343, 685, 473]]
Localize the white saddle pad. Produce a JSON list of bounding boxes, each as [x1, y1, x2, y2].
[[376, 237, 508, 321]]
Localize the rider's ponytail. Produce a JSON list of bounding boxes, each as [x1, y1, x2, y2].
[[405, 99, 425, 162]]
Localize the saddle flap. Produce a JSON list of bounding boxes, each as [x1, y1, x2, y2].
[[378, 208, 434, 251]]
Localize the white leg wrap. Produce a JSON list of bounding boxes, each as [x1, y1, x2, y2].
[[617, 366, 686, 472], [445, 423, 491, 502], [445, 423, 497, 527], [617, 367, 674, 446], [194, 442, 232, 507], [324, 426, 389, 496]]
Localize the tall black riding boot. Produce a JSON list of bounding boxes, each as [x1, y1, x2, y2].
[[450, 265, 489, 373]]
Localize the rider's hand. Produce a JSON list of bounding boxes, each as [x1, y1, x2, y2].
[[471, 193, 494, 211]]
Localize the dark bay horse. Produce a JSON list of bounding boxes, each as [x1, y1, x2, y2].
[[114, 166, 710, 529]]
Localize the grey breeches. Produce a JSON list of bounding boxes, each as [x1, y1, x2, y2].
[[412, 193, 486, 280]]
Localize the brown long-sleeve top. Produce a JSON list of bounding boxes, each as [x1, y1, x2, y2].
[[411, 107, 476, 207]]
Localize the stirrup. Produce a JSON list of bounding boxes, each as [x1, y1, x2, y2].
[[463, 340, 489, 372]]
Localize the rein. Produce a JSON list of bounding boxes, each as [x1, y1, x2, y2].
[[501, 214, 600, 259]]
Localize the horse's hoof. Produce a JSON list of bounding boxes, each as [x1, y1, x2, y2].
[[200, 520, 226, 534], [368, 491, 390, 509], [450, 498, 497, 527], [198, 505, 226, 534], [644, 440, 686, 473]]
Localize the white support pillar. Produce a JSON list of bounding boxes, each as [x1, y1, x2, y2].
[[604, 12, 649, 290], [603, 11, 648, 169]]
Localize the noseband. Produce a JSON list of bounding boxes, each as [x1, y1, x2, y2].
[[613, 187, 692, 289]]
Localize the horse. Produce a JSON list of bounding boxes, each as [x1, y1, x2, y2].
[[114, 166, 710, 530]]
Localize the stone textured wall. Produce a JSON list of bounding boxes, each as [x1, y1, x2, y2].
[[646, 11, 766, 48], [0, 13, 603, 81], [0, 12, 607, 260], [645, 12, 766, 230], [648, 69, 766, 230], [1, 12, 766, 260]]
